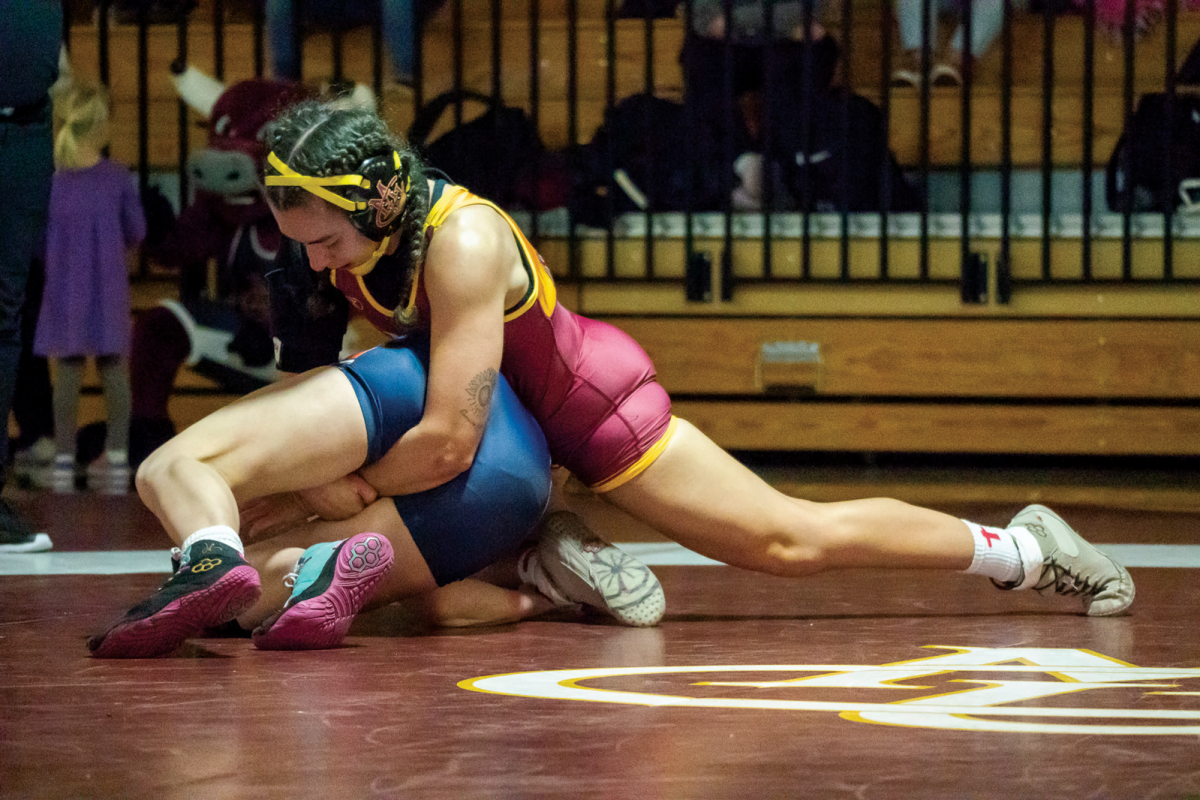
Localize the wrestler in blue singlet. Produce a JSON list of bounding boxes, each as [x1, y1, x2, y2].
[[337, 334, 552, 585]]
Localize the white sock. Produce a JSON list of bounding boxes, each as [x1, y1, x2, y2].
[[960, 520, 1026, 584], [180, 525, 244, 558]]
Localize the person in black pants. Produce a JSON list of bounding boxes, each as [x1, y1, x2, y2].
[[0, 0, 61, 552]]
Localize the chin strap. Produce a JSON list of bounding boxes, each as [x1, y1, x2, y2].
[[347, 235, 391, 276]]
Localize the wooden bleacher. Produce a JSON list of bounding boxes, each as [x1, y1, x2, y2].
[[69, 3, 1200, 167], [58, 2, 1200, 480]]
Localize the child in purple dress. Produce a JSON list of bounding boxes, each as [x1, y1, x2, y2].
[[34, 83, 145, 494]]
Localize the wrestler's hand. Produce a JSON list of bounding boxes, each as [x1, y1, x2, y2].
[[239, 493, 311, 542], [294, 473, 380, 521]]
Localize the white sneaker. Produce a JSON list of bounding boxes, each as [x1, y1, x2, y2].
[[1000, 505, 1135, 617], [518, 511, 666, 627], [50, 455, 77, 494]]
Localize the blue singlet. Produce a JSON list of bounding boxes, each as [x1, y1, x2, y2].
[[337, 336, 551, 585]]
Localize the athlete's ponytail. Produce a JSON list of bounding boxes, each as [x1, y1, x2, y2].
[[54, 83, 110, 170]]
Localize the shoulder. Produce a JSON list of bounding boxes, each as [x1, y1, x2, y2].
[[426, 203, 514, 267]]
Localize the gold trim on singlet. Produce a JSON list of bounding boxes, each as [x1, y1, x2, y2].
[[416, 185, 557, 322], [589, 416, 680, 494]]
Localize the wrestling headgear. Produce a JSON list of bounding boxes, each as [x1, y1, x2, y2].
[[265, 149, 413, 241]]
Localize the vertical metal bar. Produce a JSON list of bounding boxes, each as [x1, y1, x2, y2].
[[568, 0, 580, 279], [253, 1, 265, 77], [294, 0, 305, 81], [958, 0, 973, 281], [1081, 0, 1095, 281], [1164, 0, 1178, 280], [492, 0, 502, 219], [800, 0, 814, 280], [838, 0, 852, 282], [213, 0, 225, 81], [137, 6, 149, 278], [452, 0, 464, 177], [722, 0, 735, 284], [761, 0, 775, 280], [683, 0, 695, 270], [413, 0, 423, 109], [605, 0, 616, 279], [644, 2, 655, 279], [1121, 0, 1135, 281], [371, 12, 383, 99], [98, 0, 110, 86], [177, 14, 190, 208], [332, 29, 344, 82], [879, 0, 892, 280], [1040, 0, 1053, 281], [918, 0, 931, 281], [529, 0, 541, 242], [1000, 0, 1013, 293]]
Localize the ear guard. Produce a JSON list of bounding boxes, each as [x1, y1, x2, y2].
[[265, 149, 413, 240]]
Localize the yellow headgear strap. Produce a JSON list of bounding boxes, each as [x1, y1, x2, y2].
[[347, 234, 392, 276], [264, 150, 405, 212]]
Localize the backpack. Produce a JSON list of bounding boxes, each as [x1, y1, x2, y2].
[[1106, 92, 1200, 213], [408, 90, 565, 210], [568, 93, 727, 227], [768, 89, 922, 212]]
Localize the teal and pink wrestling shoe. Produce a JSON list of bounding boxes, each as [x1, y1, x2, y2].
[[88, 541, 261, 658], [252, 532, 394, 650]]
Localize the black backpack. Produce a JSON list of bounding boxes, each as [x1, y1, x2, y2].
[[569, 93, 728, 227], [1106, 92, 1200, 213], [768, 88, 922, 212], [408, 90, 550, 209]]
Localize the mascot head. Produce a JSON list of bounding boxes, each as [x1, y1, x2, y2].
[[171, 65, 309, 224]]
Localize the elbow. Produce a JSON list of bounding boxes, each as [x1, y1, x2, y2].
[[432, 442, 476, 484]]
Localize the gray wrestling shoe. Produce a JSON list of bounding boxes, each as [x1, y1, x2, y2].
[[518, 511, 666, 627], [999, 504, 1135, 617]]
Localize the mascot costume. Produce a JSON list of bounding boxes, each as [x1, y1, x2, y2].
[[81, 66, 307, 467]]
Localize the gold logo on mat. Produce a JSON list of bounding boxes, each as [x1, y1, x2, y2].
[[460, 646, 1200, 735]]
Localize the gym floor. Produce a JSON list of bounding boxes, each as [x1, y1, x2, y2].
[[2, 492, 1199, 799]]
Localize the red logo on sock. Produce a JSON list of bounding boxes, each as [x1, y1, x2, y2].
[[982, 529, 1002, 548]]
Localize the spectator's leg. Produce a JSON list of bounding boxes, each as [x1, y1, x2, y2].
[[96, 354, 131, 457], [265, 0, 301, 80], [13, 257, 54, 453], [381, 0, 417, 84], [0, 117, 53, 483], [949, 0, 1005, 61]]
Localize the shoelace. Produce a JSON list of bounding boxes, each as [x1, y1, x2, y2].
[[283, 572, 298, 589], [1032, 558, 1101, 599]]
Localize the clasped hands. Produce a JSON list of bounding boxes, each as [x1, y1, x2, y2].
[[239, 472, 379, 542]]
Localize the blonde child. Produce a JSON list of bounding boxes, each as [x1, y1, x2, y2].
[[34, 83, 145, 494]]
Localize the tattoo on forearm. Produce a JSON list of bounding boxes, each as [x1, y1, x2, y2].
[[460, 368, 498, 430]]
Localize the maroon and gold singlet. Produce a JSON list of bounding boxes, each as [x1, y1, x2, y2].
[[329, 184, 676, 491]]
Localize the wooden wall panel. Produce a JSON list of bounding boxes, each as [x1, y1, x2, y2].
[[673, 400, 1200, 455], [604, 317, 1200, 398]]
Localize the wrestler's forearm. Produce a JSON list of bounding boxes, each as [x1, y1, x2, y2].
[[357, 422, 476, 496]]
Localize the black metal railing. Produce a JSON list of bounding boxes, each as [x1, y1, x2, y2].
[[68, 0, 1200, 294]]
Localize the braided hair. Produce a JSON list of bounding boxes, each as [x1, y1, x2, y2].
[[263, 100, 428, 327]]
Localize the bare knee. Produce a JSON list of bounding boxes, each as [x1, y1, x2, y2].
[[746, 498, 909, 577], [134, 439, 222, 508]]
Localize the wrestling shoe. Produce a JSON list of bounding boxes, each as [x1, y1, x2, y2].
[[517, 511, 666, 627], [997, 504, 1135, 617], [88, 541, 261, 658], [0, 499, 52, 553], [252, 532, 394, 650]]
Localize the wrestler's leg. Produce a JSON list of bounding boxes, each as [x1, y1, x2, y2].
[[241, 500, 554, 630], [605, 418, 974, 577], [136, 367, 369, 544]]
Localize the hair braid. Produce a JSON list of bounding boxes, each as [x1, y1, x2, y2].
[[263, 100, 429, 326]]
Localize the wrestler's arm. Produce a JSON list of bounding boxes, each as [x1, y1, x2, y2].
[[358, 206, 514, 496]]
